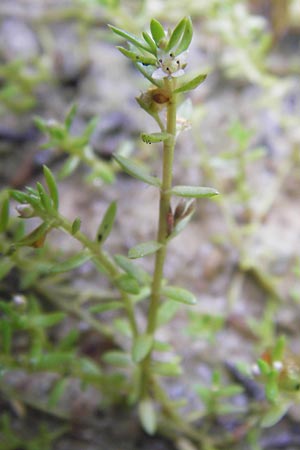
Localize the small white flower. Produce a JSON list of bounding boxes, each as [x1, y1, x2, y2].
[[273, 360, 283, 372], [152, 51, 188, 80], [251, 363, 261, 376]]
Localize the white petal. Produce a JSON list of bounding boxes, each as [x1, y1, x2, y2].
[[172, 69, 185, 78], [152, 68, 167, 80]]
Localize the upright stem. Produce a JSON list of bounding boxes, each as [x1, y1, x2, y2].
[[140, 79, 177, 399], [147, 78, 177, 334]]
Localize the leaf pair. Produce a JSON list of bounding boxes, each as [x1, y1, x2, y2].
[[165, 17, 193, 56], [110, 17, 193, 62]]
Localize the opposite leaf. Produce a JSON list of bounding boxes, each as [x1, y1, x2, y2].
[[132, 334, 153, 363], [48, 251, 92, 274], [0, 197, 9, 233], [114, 254, 150, 284], [141, 132, 171, 144], [170, 185, 219, 198], [43, 165, 59, 210], [71, 217, 81, 235], [261, 402, 291, 428], [162, 286, 197, 305], [174, 74, 207, 94], [96, 201, 117, 244], [175, 16, 193, 56], [150, 19, 165, 45], [138, 398, 157, 435], [128, 241, 162, 259], [166, 17, 186, 52], [114, 154, 161, 187], [109, 25, 151, 54], [64, 104, 77, 131], [117, 46, 157, 66]]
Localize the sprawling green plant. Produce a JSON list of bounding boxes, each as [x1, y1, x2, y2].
[[0, 16, 219, 441], [34, 105, 115, 184], [1, 16, 298, 448], [0, 58, 49, 115]]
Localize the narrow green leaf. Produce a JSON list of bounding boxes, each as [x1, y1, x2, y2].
[[102, 350, 131, 367], [0, 197, 9, 232], [65, 104, 77, 130], [175, 16, 193, 55], [128, 240, 162, 259], [142, 31, 157, 54], [58, 156, 80, 179], [174, 74, 207, 94], [30, 352, 73, 370], [261, 403, 290, 428], [138, 398, 157, 435], [117, 46, 156, 65], [9, 189, 31, 204], [221, 384, 244, 397], [150, 19, 165, 45], [114, 154, 161, 187], [141, 131, 171, 144], [114, 254, 150, 284], [71, 217, 81, 235], [162, 286, 197, 305], [48, 378, 68, 408], [48, 123, 66, 140], [115, 274, 140, 295], [266, 374, 279, 403], [23, 192, 40, 210], [153, 340, 172, 352], [58, 329, 79, 351], [170, 185, 219, 198], [83, 117, 98, 140], [0, 259, 14, 281], [25, 186, 39, 196], [113, 318, 132, 337], [273, 335, 286, 361], [48, 251, 92, 274], [16, 222, 50, 248], [109, 25, 151, 53], [34, 116, 47, 132], [195, 384, 211, 402], [257, 358, 271, 376], [89, 160, 115, 184], [74, 357, 102, 380], [157, 300, 180, 327], [36, 181, 52, 211], [132, 334, 153, 363], [151, 359, 182, 376], [89, 301, 123, 314], [26, 312, 66, 329], [96, 201, 117, 244], [43, 165, 59, 210], [166, 18, 186, 52]]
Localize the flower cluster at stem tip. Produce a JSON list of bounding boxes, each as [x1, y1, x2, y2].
[[109, 17, 193, 83], [152, 50, 187, 80]]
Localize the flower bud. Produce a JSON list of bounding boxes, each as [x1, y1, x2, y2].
[[16, 203, 35, 218], [13, 294, 27, 310], [136, 87, 169, 115]]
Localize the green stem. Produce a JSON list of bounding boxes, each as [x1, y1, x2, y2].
[[56, 214, 138, 336], [147, 78, 177, 334], [140, 78, 177, 397], [34, 283, 113, 338]]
